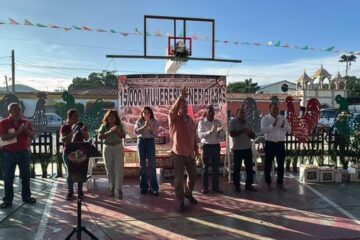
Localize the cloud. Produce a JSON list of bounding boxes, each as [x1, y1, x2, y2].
[[180, 54, 360, 85], [16, 76, 72, 91], [44, 44, 61, 53]]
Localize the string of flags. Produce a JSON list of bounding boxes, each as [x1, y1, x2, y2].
[[2, 18, 359, 55]]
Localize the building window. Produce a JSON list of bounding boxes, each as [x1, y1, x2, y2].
[[281, 84, 289, 92]]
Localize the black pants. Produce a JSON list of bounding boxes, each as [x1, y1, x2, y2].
[[264, 141, 285, 185], [202, 144, 221, 189], [233, 148, 253, 188]]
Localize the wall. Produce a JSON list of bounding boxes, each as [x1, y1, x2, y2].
[[293, 89, 348, 108]]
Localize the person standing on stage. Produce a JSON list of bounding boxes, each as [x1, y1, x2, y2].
[[98, 110, 126, 199], [61, 109, 89, 200], [229, 107, 257, 192], [261, 102, 291, 191], [134, 106, 159, 196], [169, 86, 199, 212], [0, 103, 36, 209], [197, 105, 224, 194]]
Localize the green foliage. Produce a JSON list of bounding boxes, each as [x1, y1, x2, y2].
[[68, 71, 118, 91], [75, 103, 85, 115], [346, 76, 360, 98], [55, 100, 84, 120], [85, 100, 114, 115], [227, 78, 260, 93], [339, 54, 357, 76], [54, 102, 68, 120]]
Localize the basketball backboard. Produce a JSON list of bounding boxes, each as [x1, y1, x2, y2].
[[106, 15, 241, 63]]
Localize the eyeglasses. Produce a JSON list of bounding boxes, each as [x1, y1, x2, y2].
[[143, 111, 150, 114]]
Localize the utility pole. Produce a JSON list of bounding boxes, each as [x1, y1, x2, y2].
[[11, 50, 15, 93], [4, 75, 9, 92]]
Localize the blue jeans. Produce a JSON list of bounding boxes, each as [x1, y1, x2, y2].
[[63, 153, 83, 193], [137, 138, 158, 192], [2, 150, 31, 203]]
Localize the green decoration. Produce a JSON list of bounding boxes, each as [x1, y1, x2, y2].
[[72, 25, 81, 30], [325, 46, 335, 51], [62, 91, 75, 109], [36, 23, 47, 27], [335, 95, 349, 113]]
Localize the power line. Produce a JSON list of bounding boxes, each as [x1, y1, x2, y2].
[[15, 63, 165, 74], [0, 35, 142, 53]]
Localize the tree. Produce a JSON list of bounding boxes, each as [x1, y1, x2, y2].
[[339, 54, 357, 77], [68, 71, 118, 91], [346, 75, 360, 98], [227, 78, 260, 93]]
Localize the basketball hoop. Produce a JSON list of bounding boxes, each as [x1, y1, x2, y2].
[[165, 36, 191, 74]]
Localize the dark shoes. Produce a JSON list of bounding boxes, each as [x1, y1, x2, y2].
[[235, 186, 241, 193], [177, 202, 185, 212], [201, 188, 209, 194], [184, 195, 198, 205], [23, 197, 36, 204], [109, 188, 115, 196], [150, 190, 159, 196], [118, 190, 123, 199], [203, 187, 223, 194], [1, 198, 36, 208], [0, 202, 12, 209], [142, 189, 159, 196], [66, 192, 73, 200]]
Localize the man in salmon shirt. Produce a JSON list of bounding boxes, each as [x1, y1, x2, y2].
[[0, 103, 36, 208], [169, 86, 200, 212]]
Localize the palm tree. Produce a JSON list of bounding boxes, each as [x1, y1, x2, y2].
[[339, 54, 357, 77]]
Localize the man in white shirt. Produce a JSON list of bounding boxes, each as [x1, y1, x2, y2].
[[229, 107, 257, 192], [261, 102, 291, 191], [197, 105, 225, 194]]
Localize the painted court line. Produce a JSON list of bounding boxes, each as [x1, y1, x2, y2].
[[299, 180, 360, 225], [34, 181, 58, 240]]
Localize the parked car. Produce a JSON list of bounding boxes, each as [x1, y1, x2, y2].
[[45, 113, 63, 132], [318, 108, 337, 129]]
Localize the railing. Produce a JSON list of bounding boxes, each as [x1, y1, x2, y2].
[[0, 127, 358, 180]]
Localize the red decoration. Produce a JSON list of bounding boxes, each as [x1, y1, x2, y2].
[[286, 96, 321, 142]]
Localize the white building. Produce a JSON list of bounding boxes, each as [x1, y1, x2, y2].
[[258, 80, 296, 94], [291, 65, 347, 108]]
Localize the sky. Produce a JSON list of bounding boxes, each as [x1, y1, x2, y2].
[[0, 0, 359, 91]]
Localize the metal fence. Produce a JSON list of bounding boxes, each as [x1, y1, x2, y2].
[[0, 127, 358, 180]]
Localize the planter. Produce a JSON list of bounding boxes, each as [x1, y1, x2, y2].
[[319, 167, 335, 183], [334, 169, 350, 183], [299, 165, 319, 183]]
